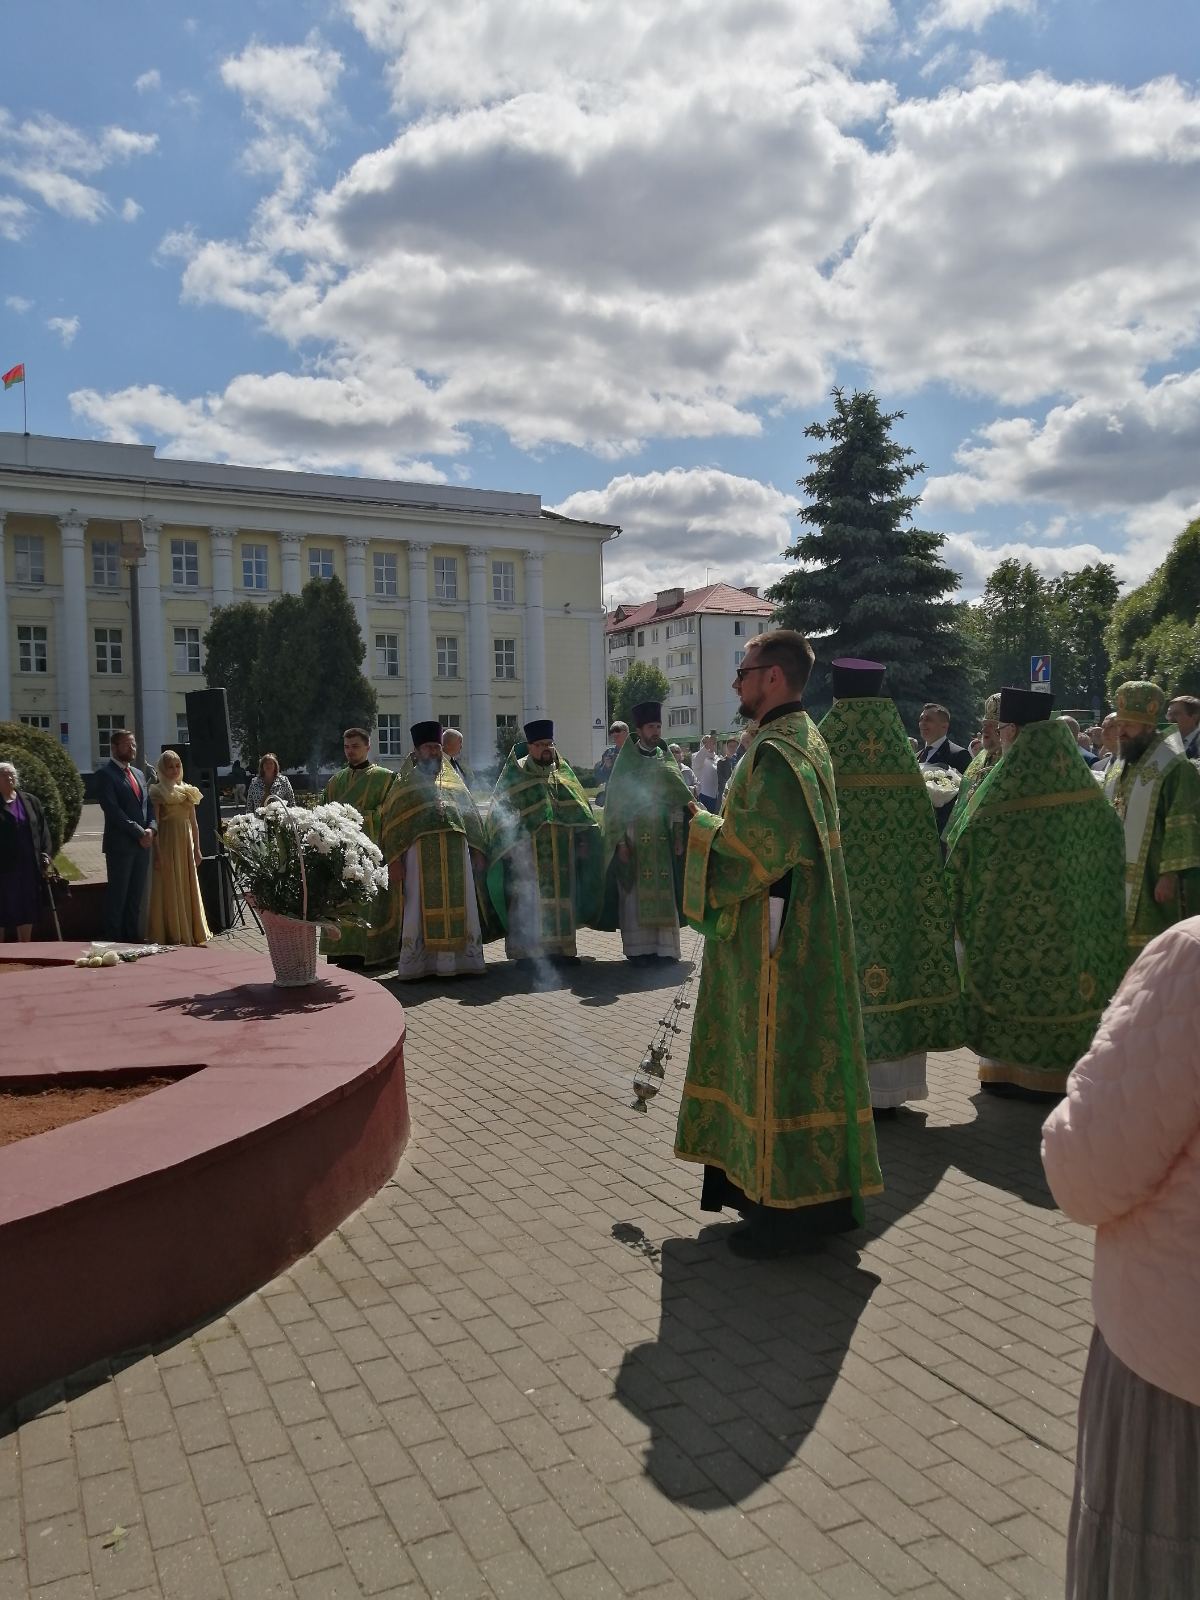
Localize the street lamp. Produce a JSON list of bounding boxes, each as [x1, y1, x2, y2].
[[119, 519, 146, 757]]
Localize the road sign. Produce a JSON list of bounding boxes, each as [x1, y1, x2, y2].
[[1030, 654, 1051, 685]]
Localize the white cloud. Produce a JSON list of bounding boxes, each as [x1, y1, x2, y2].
[[47, 314, 79, 347], [919, 0, 1035, 36], [135, 69, 162, 94], [553, 468, 797, 602], [220, 34, 343, 133], [0, 110, 157, 225], [5, 294, 32, 313], [121, 197, 142, 222], [0, 195, 31, 240]]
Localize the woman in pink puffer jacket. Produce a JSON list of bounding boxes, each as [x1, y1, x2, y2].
[[1041, 916, 1200, 1599]]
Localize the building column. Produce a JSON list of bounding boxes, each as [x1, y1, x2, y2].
[[281, 532, 302, 595], [0, 514, 11, 723], [467, 547, 493, 771], [58, 513, 93, 772], [407, 542, 432, 721], [523, 550, 547, 720], [211, 526, 235, 608], [589, 617, 606, 764], [345, 538, 370, 647], [138, 518, 169, 760]]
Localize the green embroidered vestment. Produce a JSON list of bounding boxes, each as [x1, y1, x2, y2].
[[1105, 738, 1200, 954], [944, 748, 1001, 854], [383, 757, 493, 953], [321, 762, 402, 964], [819, 697, 963, 1061], [485, 750, 602, 947], [945, 719, 1127, 1092], [598, 738, 692, 930], [674, 711, 882, 1215]]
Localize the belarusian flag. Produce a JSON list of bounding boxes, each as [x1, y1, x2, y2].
[[2, 363, 24, 390]]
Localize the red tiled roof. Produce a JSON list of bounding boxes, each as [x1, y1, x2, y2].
[[605, 582, 775, 633]]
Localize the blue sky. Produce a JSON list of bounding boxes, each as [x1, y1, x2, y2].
[[3, 0, 1199, 603]]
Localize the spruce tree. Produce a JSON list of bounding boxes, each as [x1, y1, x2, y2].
[[768, 390, 971, 725]]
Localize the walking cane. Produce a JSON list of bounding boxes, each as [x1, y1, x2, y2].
[[42, 867, 64, 941]]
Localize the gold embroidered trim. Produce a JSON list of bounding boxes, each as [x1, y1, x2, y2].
[[672, 1149, 884, 1209], [680, 1081, 876, 1134], [981, 787, 1103, 818], [836, 773, 925, 790], [862, 988, 960, 1015]]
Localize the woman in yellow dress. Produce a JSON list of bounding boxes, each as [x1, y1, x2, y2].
[[148, 750, 210, 945]]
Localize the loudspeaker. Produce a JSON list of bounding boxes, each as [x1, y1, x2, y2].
[[185, 687, 232, 769], [198, 855, 235, 935]]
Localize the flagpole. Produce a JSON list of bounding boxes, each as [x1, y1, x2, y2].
[[23, 369, 27, 435]]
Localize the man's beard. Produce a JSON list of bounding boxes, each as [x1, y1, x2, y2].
[[417, 757, 440, 775], [1119, 732, 1153, 763], [532, 752, 554, 766]]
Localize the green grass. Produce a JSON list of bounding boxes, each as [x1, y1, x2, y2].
[[52, 852, 83, 881]]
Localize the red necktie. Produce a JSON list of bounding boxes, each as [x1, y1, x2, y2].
[[126, 768, 141, 801]]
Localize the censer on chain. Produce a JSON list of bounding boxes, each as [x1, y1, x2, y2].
[[631, 1044, 667, 1111]]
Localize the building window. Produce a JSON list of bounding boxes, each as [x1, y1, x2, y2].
[[97, 713, 126, 759], [613, 657, 628, 676], [434, 556, 458, 601], [734, 620, 746, 636], [439, 712, 462, 729], [20, 713, 51, 730], [308, 546, 335, 581], [652, 628, 660, 643], [496, 714, 518, 735], [492, 560, 515, 604], [171, 539, 200, 587], [637, 631, 645, 647], [173, 626, 202, 675], [678, 649, 693, 666], [758, 622, 767, 634], [436, 636, 459, 678], [176, 713, 189, 746], [242, 543, 268, 591], [674, 678, 695, 695], [668, 707, 697, 728], [94, 627, 123, 675], [734, 648, 747, 668], [91, 539, 120, 587], [377, 715, 404, 757], [375, 632, 400, 678], [373, 552, 397, 597], [494, 638, 517, 680], [666, 618, 695, 639], [14, 535, 45, 584], [17, 624, 48, 674]]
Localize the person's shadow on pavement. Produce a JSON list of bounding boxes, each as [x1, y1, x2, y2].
[[613, 1229, 880, 1507]]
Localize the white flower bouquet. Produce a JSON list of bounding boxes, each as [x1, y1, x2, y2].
[[923, 766, 963, 808], [223, 802, 389, 922]]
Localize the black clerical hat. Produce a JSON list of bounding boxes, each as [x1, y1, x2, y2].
[[631, 702, 662, 727], [998, 686, 1054, 725], [410, 721, 443, 748], [830, 658, 886, 699], [523, 719, 554, 742]]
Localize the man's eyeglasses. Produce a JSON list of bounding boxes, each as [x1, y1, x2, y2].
[[734, 664, 773, 683]]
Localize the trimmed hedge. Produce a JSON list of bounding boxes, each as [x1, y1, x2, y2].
[[0, 720, 85, 844], [0, 744, 65, 856]]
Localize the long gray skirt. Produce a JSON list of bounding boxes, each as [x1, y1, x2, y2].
[[1068, 1327, 1200, 1599]]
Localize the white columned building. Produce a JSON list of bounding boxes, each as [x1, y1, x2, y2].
[[466, 546, 492, 771], [0, 513, 10, 722], [210, 526, 235, 608], [524, 549, 547, 720], [345, 537, 369, 644], [57, 512, 92, 771], [281, 532, 302, 595], [138, 518, 169, 759], [407, 541, 432, 722]]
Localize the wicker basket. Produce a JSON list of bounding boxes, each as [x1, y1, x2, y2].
[[260, 909, 320, 987]]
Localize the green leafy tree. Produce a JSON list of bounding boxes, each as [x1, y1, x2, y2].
[[297, 576, 377, 767], [606, 675, 622, 726], [614, 662, 670, 729], [203, 603, 268, 762], [495, 723, 523, 764], [0, 720, 84, 843], [1046, 563, 1120, 710], [0, 743, 65, 855], [1107, 518, 1200, 697], [768, 389, 971, 724], [253, 596, 313, 770]]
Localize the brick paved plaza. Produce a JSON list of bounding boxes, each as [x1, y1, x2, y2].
[[1, 812, 1082, 1599]]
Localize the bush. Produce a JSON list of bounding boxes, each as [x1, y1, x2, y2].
[[0, 721, 84, 844], [0, 744, 66, 855]]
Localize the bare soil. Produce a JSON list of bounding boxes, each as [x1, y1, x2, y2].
[[0, 1080, 179, 1147]]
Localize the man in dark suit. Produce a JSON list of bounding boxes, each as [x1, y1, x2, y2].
[[94, 728, 156, 940], [916, 702, 972, 837]]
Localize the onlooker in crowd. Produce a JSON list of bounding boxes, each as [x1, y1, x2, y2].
[[715, 737, 740, 802], [0, 760, 53, 942], [691, 733, 720, 811], [147, 749, 210, 946], [1167, 692, 1200, 760], [669, 744, 699, 794], [1092, 712, 1119, 775], [914, 703, 972, 774], [442, 727, 472, 786], [593, 721, 629, 805], [228, 758, 249, 806], [95, 728, 156, 942], [737, 726, 754, 760], [1086, 724, 1105, 754], [246, 752, 295, 810], [1042, 917, 1200, 1600], [1059, 715, 1098, 766]]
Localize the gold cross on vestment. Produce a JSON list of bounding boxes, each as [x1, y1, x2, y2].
[[859, 732, 885, 765]]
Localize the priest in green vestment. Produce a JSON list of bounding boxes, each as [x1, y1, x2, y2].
[[384, 721, 492, 980], [321, 727, 403, 968], [599, 701, 692, 965], [944, 692, 1002, 853], [819, 658, 963, 1113], [486, 719, 601, 967], [946, 687, 1126, 1095], [1102, 680, 1200, 958], [675, 630, 883, 1260]]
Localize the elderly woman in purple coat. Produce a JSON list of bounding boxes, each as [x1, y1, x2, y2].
[[0, 760, 53, 942]]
